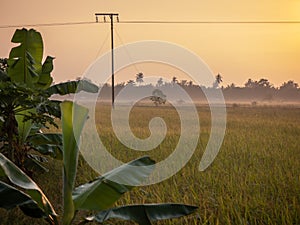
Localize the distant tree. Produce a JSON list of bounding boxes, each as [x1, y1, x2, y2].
[[103, 82, 110, 87], [180, 80, 187, 86], [116, 82, 126, 87], [136, 72, 144, 85], [171, 76, 178, 85], [157, 77, 163, 87], [245, 78, 255, 88], [213, 73, 223, 88], [280, 80, 299, 90], [216, 74, 223, 83], [150, 89, 166, 106], [227, 83, 236, 89], [245, 78, 272, 88], [127, 79, 135, 85], [257, 78, 272, 88]]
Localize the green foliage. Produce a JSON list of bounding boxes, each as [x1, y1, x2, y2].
[[47, 80, 99, 96], [7, 28, 52, 89], [0, 181, 35, 210], [0, 29, 197, 225], [2, 104, 299, 224], [61, 101, 89, 225], [0, 28, 98, 173], [60, 101, 196, 224], [0, 153, 58, 224], [28, 133, 63, 159], [72, 156, 155, 211], [150, 89, 166, 106], [86, 204, 198, 225], [0, 28, 57, 171], [0, 101, 198, 225]]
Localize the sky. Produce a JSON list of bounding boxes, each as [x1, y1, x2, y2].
[[1, 0, 300, 87]]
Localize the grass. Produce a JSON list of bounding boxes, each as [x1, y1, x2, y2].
[[0, 104, 299, 224]]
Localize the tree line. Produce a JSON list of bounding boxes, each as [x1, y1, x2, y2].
[[96, 73, 300, 104]]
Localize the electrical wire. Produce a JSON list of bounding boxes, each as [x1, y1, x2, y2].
[[114, 28, 141, 74], [119, 20, 300, 24], [0, 21, 96, 29], [1, 20, 300, 29], [94, 31, 110, 59]]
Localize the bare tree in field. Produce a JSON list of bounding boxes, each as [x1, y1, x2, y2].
[[157, 78, 163, 87], [150, 89, 166, 106]]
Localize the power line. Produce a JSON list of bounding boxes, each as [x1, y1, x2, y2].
[[94, 31, 110, 59], [1, 20, 300, 29], [114, 28, 141, 74], [119, 20, 300, 24], [0, 21, 96, 29]]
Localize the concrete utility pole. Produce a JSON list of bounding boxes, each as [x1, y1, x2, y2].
[[95, 13, 119, 108]]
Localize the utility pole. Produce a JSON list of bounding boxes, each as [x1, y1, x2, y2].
[[95, 13, 119, 108]]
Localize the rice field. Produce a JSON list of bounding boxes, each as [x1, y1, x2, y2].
[[1, 103, 299, 224]]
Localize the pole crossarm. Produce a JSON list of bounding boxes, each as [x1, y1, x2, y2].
[[95, 13, 119, 16]]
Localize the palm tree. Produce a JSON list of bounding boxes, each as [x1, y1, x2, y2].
[[136, 72, 144, 85], [216, 74, 223, 84], [213, 73, 223, 88], [172, 76, 178, 85]]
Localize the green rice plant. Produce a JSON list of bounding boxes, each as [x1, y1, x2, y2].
[[0, 101, 197, 225]]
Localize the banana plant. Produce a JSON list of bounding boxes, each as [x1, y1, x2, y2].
[[0, 153, 58, 224], [0, 28, 98, 173], [0, 101, 198, 224], [0, 28, 197, 224]]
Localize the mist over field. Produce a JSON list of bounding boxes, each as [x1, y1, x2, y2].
[[84, 79, 300, 106]]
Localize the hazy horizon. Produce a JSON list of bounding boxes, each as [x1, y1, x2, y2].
[[1, 0, 300, 87]]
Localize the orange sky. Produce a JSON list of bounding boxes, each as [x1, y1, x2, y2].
[[1, 0, 300, 87]]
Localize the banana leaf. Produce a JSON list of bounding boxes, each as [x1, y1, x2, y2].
[[72, 156, 155, 211], [0, 153, 58, 224], [85, 203, 198, 225]]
